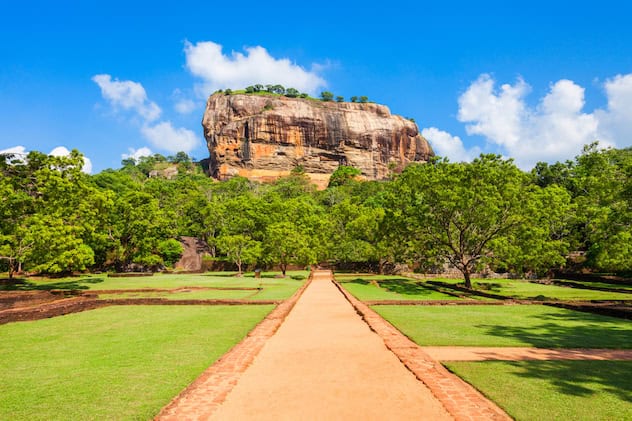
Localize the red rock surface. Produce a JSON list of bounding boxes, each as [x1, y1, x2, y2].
[[202, 93, 433, 188]]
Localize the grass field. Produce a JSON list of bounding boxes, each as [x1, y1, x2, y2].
[[0, 305, 274, 420], [1, 271, 307, 300], [432, 278, 632, 300], [446, 360, 632, 420], [555, 279, 632, 291], [337, 275, 462, 301], [374, 305, 632, 348], [95, 289, 260, 300]]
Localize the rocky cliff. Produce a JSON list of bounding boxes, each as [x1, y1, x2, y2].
[[202, 93, 433, 188]]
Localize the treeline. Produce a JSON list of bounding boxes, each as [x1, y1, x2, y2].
[[1, 143, 631, 283], [218, 84, 370, 104]]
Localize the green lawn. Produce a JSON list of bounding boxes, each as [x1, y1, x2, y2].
[[446, 361, 632, 420], [374, 305, 632, 348], [433, 278, 632, 300], [1, 271, 307, 300], [96, 289, 259, 300], [556, 279, 632, 292], [337, 276, 461, 301], [0, 305, 273, 420]]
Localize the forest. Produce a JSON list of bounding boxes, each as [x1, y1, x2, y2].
[[1, 143, 631, 285]]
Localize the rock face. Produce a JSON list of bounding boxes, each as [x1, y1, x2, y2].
[[202, 93, 434, 188]]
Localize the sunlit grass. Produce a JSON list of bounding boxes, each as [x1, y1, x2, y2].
[[431, 278, 632, 300], [374, 304, 632, 348], [1, 271, 308, 300], [0, 305, 273, 420], [338, 275, 460, 301], [446, 361, 632, 420]]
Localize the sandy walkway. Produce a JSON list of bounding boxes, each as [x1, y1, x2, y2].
[[422, 346, 632, 361], [211, 271, 451, 420]]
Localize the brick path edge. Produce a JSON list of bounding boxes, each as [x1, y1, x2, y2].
[[333, 279, 512, 421], [154, 275, 314, 420]]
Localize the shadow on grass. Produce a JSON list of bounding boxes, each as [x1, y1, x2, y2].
[[477, 310, 632, 348], [379, 279, 442, 297], [346, 278, 440, 297], [0, 277, 104, 291], [507, 360, 632, 401]]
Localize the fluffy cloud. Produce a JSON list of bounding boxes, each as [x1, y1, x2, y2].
[[92, 74, 161, 122], [0, 145, 28, 164], [421, 127, 481, 162], [0, 145, 27, 155], [458, 74, 529, 149], [94, 75, 200, 156], [141, 122, 200, 153], [49, 146, 93, 174], [174, 99, 197, 114], [454, 74, 621, 168], [122, 146, 153, 161], [1, 145, 93, 172], [184, 41, 327, 95], [595, 74, 632, 146]]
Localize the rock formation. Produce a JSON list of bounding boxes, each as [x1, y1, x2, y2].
[[202, 93, 434, 188]]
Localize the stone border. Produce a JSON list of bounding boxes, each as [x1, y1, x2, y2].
[[333, 279, 511, 421], [154, 273, 314, 420]]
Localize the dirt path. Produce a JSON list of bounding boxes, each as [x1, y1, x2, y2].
[[421, 346, 632, 361], [210, 270, 451, 420]]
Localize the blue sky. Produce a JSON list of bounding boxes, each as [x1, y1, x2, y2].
[[2, 1, 632, 172]]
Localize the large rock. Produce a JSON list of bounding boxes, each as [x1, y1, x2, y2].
[[202, 93, 434, 188]]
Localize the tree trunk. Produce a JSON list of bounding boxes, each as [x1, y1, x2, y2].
[[463, 268, 473, 289], [281, 264, 287, 277], [237, 259, 242, 276]]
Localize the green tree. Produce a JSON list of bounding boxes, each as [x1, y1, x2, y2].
[[336, 96, 344, 102], [218, 234, 262, 275], [328, 165, 362, 187], [285, 87, 300, 98], [570, 144, 632, 272], [350, 96, 358, 103], [359, 96, 369, 103], [264, 222, 314, 276], [320, 91, 334, 101], [157, 239, 184, 267], [390, 155, 540, 288]]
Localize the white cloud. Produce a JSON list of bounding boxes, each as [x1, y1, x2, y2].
[[458, 74, 529, 149], [455, 74, 612, 168], [174, 99, 197, 114], [0, 145, 27, 155], [122, 147, 153, 161], [92, 74, 161, 121], [93, 75, 202, 157], [49, 146, 93, 174], [595, 74, 632, 146], [184, 41, 327, 95], [421, 127, 481, 162], [141, 122, 200, 153], [0, 145, 28, 163]]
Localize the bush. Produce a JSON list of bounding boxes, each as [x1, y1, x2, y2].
[[320, 91, 334, 101]]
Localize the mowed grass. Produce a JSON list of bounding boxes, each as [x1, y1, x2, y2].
[[0, 305, 273, 420], [374, 305, 632, 348], [433, 278, 632, 300], [95, 289, 259, 300], [446, 361, 632, 420], [1, 271, 307, 300], [337, 275, 460, 301]]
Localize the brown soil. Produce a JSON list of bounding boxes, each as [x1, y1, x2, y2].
[[421, 347, 632, 361]]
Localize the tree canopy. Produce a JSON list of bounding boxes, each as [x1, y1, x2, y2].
[[2, 144, 630, 284]]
